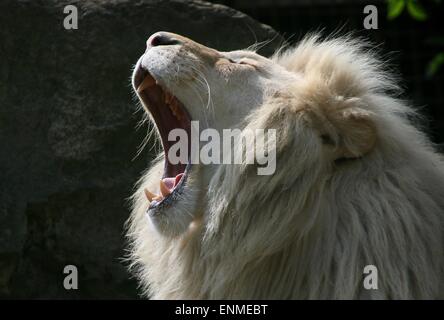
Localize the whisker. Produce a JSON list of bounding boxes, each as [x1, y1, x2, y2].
[[246, 34, 278, 53], [189, 65, 215, 126]]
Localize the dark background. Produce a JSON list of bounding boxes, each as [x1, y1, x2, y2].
[[1, 0, 443, 299]]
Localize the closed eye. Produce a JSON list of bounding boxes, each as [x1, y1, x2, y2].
[[227, 57, 255, 67]]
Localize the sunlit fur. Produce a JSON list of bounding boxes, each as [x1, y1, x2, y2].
[[127, 34, 444, 299]]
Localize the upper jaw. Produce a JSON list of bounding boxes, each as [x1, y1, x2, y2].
[[132, 56, 145, 91]]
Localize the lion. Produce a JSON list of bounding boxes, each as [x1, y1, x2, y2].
[[127, 31, 444, 299]]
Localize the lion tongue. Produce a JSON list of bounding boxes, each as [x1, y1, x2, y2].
[[144, 173, 184, 204], [162, 177, 176, 190], [160, 174, 184, 194], [159, 175, 181, 197]]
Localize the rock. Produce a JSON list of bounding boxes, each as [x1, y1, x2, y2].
[[0, 0, 281, 298]]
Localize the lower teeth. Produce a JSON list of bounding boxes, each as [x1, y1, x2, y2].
[[144, 173, 184, 204]]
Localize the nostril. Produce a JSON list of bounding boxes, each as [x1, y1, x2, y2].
[[148, 33, 180, 47]]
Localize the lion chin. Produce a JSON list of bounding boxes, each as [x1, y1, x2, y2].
[[126, 32, 444, 299]]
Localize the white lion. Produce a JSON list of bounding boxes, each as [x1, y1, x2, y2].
[[127, 31, 444, 299]]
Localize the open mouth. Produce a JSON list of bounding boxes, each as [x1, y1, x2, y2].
[[133, 65, 192, 209]]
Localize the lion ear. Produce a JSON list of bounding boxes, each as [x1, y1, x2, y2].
[[332, 108, 377, 159]]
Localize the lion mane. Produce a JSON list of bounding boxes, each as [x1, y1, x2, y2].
[[127, 35, 444, 299]]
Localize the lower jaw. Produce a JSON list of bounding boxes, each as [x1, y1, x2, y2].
[[148, 161, 192, 210]]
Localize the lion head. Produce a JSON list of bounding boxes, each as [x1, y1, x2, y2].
[[128, 32, 444, 299]]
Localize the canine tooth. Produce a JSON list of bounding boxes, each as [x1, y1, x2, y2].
[[137, 76, 155, 93], [160, 179, 172, 197], [144, 188, 156, 202]]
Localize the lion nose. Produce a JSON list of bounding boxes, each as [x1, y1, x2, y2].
[[147, 32, 181, 47]]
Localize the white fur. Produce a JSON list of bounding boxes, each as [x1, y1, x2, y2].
[[127, 33, 444, 299]]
